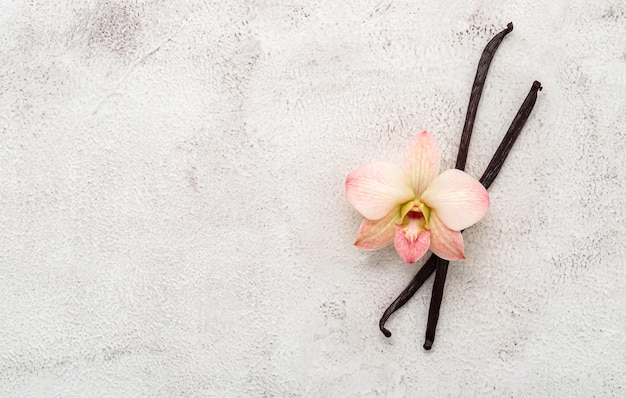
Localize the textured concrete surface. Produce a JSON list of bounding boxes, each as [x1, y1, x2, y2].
[[1, 0, 625, 396]]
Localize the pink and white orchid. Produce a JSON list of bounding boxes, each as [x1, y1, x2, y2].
[[346, 131, 490, 263]]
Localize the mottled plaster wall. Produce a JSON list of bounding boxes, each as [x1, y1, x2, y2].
[[0, 0, 625, 396]]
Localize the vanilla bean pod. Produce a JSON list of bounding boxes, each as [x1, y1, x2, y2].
[[423, 80, 543, 350], [378, 23, 514, 339], [479, 81, 543, 189], [423, 22, 515, 350], [456, 22, 513, 170], [378, 87, 540, 338]]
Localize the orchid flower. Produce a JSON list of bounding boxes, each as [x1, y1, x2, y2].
[[346, 131, 490, 263]]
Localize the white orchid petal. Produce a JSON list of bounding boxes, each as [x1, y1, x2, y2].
[[402, 131, 441, 197], [346, 161, 414, 220], [428, 211, 465, 261], [354, 211, 398, 250], [420, 169, 489, 230]]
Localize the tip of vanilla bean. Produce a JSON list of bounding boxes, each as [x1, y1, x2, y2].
[[506, 22, 513, 32], [423, 339, 433, 350], [380, 324, 392, 338], [533, 80, 543, 91]]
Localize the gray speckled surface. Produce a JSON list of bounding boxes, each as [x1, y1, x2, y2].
[[1, 0, 625, 396]]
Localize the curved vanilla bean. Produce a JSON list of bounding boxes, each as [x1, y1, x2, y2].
[[423, 22, 515, 350], [423, 80, 543, 350], [456, 22, 513, 170], [379, 255, 438, 337], [424, 255, 449, 349]]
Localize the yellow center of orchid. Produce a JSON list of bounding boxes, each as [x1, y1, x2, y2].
[[396, 199, 431, 243], [398, 200, 431, 226]]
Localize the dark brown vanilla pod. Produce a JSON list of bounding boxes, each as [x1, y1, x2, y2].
[[456, 22, 514, 170], [423, 257, 449, 349], [480, 81, 543, 189], [423, 23, 516, 350], [423, 80, 543, 350], [379, 255, 438, 337]]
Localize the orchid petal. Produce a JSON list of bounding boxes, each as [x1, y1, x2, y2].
[[393, 225, 430, 264], [428, 211, 465, 260], [346, 161, 414, 220], [420, 169, 490, 231], [402, 131, 441, 197], [354, 210, 398, 250]]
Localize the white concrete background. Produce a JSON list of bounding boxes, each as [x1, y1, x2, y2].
[[0, 0, 624, 396]]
